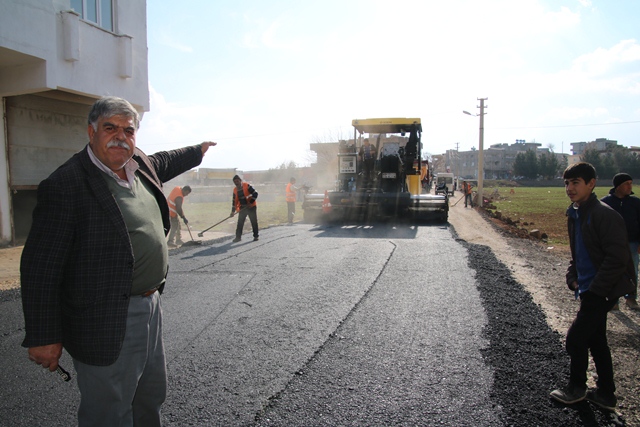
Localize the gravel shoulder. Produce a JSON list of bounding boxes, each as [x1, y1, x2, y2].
[[448, 192, 640, 426]]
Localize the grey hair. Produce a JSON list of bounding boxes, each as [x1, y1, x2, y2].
[[88, 96, 140, 130]]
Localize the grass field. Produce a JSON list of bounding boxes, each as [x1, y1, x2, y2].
[[485, 185, 611, 246], [182, 195, 295, 237]]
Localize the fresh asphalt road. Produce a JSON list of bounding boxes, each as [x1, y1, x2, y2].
[[0, 222, 506, 426]]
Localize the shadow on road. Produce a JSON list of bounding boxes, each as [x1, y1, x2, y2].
[[309, 219, 449, 239]]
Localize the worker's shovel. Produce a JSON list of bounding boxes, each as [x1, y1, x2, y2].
[[182, 218, 202, 246]]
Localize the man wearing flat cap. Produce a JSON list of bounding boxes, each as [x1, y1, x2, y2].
[[601, 172, 640, 309]]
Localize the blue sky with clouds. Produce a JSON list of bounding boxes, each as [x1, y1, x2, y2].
[[136, 0, 640, 171]]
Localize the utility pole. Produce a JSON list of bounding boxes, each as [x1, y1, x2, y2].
[[454, 142, 460, 189], [463, 98, 488, 207], [477, 98, 487, 207]]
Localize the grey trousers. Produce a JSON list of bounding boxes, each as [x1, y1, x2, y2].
[[73, 292, 166, 427], [167, 216, 182, 244]]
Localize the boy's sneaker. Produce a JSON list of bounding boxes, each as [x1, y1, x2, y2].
[[586, 389, 617, 411], [550, 384, 587, 404]]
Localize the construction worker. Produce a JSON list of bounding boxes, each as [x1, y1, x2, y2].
[[358, 138, 377, 185], [167, 185, 192, 247], [230, 175, 259, 242], [286, 177, 299, 225], [463, 180, 474, 208]]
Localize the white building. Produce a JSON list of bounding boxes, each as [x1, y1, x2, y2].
[[0, 0, 149, 245]]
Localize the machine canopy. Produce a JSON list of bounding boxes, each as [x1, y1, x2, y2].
[[351, 118, 422, 135]]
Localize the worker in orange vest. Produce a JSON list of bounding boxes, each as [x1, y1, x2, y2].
[[230, 175, 259, 242], [463, 180, 473, 208], [167, 185, 192, 247], [285, 177, 299, 225]]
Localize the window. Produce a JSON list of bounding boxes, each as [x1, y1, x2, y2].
[[70, 0, 113, 32]]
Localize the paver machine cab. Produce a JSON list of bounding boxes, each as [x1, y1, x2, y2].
[[303, 117, 449, 222]]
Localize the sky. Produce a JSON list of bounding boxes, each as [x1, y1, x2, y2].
[[135, 0, 640, 172]]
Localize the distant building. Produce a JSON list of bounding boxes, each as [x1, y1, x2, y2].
[[1, 0, 149, 244], [567, 155, 582, 167], [439, 140, 564, 180], [570, 138, 619, 155]]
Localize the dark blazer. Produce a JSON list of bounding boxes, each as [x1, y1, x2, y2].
[[601, 192, 640, 243], [21, 144, 203, 366]]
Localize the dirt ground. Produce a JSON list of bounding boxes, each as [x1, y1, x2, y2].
[[0, 245, 22, 291], [2, 193, 639, 424]]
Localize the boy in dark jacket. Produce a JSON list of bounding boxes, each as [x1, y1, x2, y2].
[[550, 162, 635, 411]]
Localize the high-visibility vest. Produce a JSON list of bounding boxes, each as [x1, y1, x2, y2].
[[233, 182, 257, 211], [286, 183, 296, 202], [167, 186, 183, 218]]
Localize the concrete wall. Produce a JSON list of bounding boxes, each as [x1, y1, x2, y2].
[[7, 94, 88, 186], [0, 99, 11, 244], [0, 0, 149, 109], [5, 94, 91, 243], [0, 0, 149, 245]]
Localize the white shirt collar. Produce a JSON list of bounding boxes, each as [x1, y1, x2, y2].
[[87, 145, 139, 189]]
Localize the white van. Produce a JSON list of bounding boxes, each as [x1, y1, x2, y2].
[[435, 173, 454, 196]]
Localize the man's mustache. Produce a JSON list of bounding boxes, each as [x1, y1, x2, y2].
[[106, 140, 131, 150]]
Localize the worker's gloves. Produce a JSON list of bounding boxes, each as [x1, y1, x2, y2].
[[230, 212, 235, 218], [182, 217, 189, 224]]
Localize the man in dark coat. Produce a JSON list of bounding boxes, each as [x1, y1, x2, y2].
[[601, 172, 640, 310], [20, 96, 216, 426]]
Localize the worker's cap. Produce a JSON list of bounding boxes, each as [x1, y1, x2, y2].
[[232, 175, 241, 181], [612, 173, 632, 190]]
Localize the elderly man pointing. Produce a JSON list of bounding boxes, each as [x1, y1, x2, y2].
[[20, 96, 217, 427]]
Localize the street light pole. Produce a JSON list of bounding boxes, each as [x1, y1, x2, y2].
[[463, 97, 488, 207]]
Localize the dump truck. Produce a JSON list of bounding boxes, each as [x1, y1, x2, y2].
[[303, 118, 449, 222]]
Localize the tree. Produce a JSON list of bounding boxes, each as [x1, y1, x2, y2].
[[579, 147, 640, 180], [538, 152, 560, 179], [538, 154, 548, 178], [600, 153, 616, 179], [513, 152, 527, 178], [581, 149, 603, 176], [513, 150, 539, 179], [524, 150, 538, 179], [549, 153, 560, 178]]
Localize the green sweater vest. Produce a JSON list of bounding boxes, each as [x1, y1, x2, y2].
[[102, 172, 168, 295]]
